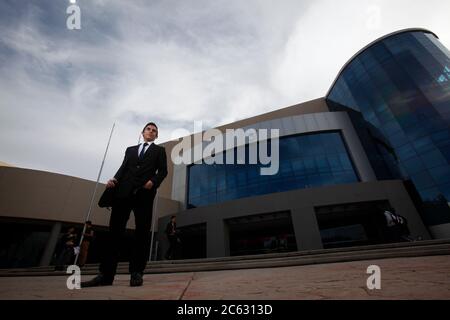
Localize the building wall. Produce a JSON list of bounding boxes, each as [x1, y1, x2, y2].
[[0, 161, 13, 167], [0, 166, 180, 231], [158, 180, 431, 258]]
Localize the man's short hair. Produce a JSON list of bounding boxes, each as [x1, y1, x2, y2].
[[171, 215, 176, 219], [142, 122, 158, 132]]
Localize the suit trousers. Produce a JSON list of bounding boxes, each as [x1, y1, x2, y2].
[[99, 188, 156, 278]]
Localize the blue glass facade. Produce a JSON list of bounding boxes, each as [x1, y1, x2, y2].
[[187, 132, 359, 208], [327, 30, 450, 226]]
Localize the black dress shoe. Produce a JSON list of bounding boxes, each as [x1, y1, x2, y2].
[[130, 272, 143, 287], [81, 274, 114, 288]]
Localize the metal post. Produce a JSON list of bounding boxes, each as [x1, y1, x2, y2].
[[74, 123, 116, 265], [149, 192, 159, 262]]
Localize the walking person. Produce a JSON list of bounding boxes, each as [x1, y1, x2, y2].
[[383, 207, 412, 242], [54, 227, 77, 271]]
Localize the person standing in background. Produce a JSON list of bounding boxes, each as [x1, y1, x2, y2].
[[54, 227, 77, 271], [78, 221, 94, 268], [165, 216, 179, 260]]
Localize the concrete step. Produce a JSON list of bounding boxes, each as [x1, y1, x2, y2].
[[1, 239, 449, 277]]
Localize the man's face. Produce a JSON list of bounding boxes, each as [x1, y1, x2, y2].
[[142, 125, 158, 142]]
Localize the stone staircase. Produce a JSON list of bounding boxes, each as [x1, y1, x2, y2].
[[1, 239, 449, 277]]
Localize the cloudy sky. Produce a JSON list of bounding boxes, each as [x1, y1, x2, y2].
[[1, 0, 449, 182]]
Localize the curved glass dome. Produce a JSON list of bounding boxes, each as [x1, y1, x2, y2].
[[327, 29, 450, 228]]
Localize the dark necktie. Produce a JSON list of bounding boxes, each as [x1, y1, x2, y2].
[[139, 143, 148, 160]]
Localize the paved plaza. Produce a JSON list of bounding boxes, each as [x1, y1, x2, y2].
[[0, 255, 449, 300]]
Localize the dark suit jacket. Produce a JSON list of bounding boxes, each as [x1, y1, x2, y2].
[[113, 142, 168, 200]]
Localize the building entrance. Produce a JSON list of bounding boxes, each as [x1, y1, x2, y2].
[[227, 211, 297, 256], [315, 200, 391, 249]]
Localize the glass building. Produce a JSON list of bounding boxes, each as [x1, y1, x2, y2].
[[188, 132, 359, 208], [327, 29, 450, 228]]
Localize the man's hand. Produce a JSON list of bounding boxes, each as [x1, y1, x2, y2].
[[106, 178, 118, 188], [143, 180, 154, 190]]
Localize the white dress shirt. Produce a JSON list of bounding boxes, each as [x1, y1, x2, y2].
[[138, 141, 153, 157]]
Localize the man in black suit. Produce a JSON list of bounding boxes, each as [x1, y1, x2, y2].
[[82, 122, 168, 287]]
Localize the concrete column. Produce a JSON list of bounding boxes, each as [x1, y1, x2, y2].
[[291, 207, 323, 251], [39, 222, 62, 266], [206, 218, 230, 258], [335, 112, 377, 182]]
